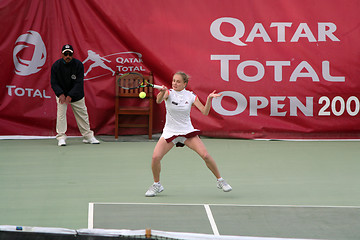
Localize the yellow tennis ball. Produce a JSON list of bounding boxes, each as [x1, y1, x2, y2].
[[139, 92, 146, 98]]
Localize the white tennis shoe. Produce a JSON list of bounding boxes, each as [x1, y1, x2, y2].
[[145, 182, 164, 197], [217, 178, 232, 192], [58, 139, 66, 146], [83, 137, 100, 144]]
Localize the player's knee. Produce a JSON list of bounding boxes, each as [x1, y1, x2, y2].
[[152, 154, 162, 163], [200, 151, 210, 162]]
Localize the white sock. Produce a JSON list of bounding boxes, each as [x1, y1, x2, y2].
[[217, 177, 224, 181]]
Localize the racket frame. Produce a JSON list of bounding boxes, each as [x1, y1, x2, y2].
[[117, 72, 162, 90]]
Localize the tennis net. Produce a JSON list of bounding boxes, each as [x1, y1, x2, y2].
[[0, 225, 318, 240]]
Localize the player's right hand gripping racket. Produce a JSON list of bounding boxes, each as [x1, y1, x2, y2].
[[117, 72, 162, 90]]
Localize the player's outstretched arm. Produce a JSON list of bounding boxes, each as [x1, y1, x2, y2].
[[194, 90, 222, 115]]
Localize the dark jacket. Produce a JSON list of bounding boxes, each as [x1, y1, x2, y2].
[[50, 58, 85, 102]]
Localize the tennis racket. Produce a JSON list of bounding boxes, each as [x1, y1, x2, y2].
[[117, 72, 162, 90]]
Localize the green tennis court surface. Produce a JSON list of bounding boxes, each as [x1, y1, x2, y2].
[[1, 137, 360, 239], [89, 203, 360, 239]]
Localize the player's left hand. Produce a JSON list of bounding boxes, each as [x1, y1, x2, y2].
[[208, 90, 222, 99]]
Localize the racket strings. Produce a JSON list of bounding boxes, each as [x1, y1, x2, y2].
[[117, 72, 154, 95], [119, 75, 142, 89]]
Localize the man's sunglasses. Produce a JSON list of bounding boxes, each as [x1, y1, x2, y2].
[[63, 51, 73, 56]]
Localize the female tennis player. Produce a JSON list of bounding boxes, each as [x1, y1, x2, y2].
[[145, 72, 232, 197]]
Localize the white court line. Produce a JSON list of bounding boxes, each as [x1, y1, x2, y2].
[[88, 203, 94, 229], [91, 202, 207, 206], [205, 203, 360, 209], [204, 204, 220, 236], [89, 202, 360, 209]]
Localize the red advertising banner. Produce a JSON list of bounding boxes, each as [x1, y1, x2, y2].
[[1, 0, 360, 139]]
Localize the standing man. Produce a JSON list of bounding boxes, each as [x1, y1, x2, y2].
[[51, 44, 100, 146]]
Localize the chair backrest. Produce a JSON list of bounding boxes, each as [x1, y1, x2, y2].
[[116, 72, 154, 98], [114, 72, 155, 139]]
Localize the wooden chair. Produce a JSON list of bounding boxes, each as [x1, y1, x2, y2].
[[115, 72, 154, 139]]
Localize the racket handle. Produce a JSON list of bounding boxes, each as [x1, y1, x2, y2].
[[153, 84, 163, 90]]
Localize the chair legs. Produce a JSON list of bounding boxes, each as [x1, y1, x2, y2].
[[115, 115, 152, 139]]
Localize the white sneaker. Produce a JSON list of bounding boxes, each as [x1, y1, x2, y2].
[[83, 137, 100, 144], [145, 183, 164, 197], [58, 139, 66, 146], [217, 178, 232, 192]]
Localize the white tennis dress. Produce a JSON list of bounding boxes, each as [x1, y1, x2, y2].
[[161, 89, 200, 145]]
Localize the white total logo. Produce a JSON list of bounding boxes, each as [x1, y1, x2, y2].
[[13, 30, 47, 76]]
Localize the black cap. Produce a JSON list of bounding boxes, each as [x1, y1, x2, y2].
[[62, 44, 74, 53]]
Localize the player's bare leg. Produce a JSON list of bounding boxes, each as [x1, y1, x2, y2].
[[185, 136, 232, 192], [151, 137, 174, 182], [185, 136, 221, 178], [145, 137, 173, 197]]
